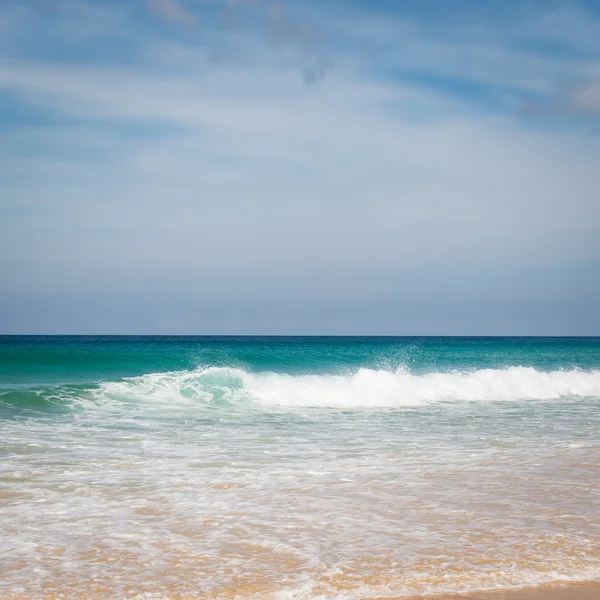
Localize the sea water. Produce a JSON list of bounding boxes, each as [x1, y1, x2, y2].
[[1, 336, 599, 599]]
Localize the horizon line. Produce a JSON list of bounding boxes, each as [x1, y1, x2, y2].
[[2, 334, 599, 339]]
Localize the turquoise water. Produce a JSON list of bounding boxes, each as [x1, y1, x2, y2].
[[3, 335, 600, 381], [1, 336, 600, 599]]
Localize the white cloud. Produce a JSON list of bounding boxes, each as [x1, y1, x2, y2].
[[1, 59, 598, 274]]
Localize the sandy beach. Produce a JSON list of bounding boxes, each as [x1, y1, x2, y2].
[[2, 583, 600, 600]]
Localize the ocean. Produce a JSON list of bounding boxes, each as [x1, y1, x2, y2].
[[1, 336, 599, 599]]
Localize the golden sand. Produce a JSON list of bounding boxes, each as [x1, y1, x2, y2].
[[1, 582, 599, 600], [390, 582, 600, 600]]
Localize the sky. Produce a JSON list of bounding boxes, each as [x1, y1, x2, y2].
[[1, 0, 599, 335]]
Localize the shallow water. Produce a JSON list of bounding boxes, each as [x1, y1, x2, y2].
[[1, 336, 599, 599]]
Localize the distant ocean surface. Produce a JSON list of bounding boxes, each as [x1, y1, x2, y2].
[[1, 336, 600, 599]]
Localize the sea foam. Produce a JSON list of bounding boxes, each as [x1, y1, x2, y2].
[[93, 366, 600, 409]]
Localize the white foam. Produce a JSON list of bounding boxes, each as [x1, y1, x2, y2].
[[92, 366, 600, 409]]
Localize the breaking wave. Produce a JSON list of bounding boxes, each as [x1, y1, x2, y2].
[[92, 366, 600, 409]]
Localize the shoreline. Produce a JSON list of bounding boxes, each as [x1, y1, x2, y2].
[[389, 582, 600, 600], [2, 581, 600, 599]]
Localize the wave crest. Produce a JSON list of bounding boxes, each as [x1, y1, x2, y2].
[[94, 366, 600, 409]]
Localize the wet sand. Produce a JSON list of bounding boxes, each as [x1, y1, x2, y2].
[[394, 582, 600, 600], [2, 582, 600, 599]]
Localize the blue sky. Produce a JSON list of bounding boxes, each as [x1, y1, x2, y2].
[[1, 0, 599, 335]]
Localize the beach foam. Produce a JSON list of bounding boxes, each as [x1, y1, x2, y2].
[[93, 365, 600, 409]]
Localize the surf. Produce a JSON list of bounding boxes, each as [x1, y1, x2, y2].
[[90, 365, 600, 410]]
